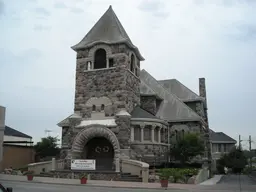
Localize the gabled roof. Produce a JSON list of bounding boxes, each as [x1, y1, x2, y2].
[[71, 5, 144, 60], [140, 69, 202, 122], [158, 79, 203, 102], [131, 106, 159, 119], [210, 130, 236, 143], [140, 80, 163, 100], [4, 126, 32, 139]]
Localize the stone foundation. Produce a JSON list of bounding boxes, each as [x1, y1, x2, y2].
[[51, 170, 121, 181]]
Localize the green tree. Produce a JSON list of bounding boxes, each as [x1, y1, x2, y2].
[[170, 133, 205, 165], [34, 136, 60, 159], [217, 147, 247, 174]]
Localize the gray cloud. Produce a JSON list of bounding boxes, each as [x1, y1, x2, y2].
[[237, 24, 256, 41], [33, 25, 51, 31], [54, 2, 67, 9], [138, 0, 169, 18], [35, 7, 50, 16], [138, 0, 163, 12], [70, 7, 84, 14]]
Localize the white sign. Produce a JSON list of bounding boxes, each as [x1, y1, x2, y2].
[[71, 159, 96, 170]]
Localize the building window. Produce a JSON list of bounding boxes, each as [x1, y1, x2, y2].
[[144, 126, 151, 141], [94, 48, 107, 69], [92, 105, 96, 111], [154, 127, 158, 142], [218, 144, 221, 152], [130, 54, 135, 72], [134, 125, 141, 141], [109, 58, 114, 68], [223, 144, 227, 152], [101, 104, 105, 111]]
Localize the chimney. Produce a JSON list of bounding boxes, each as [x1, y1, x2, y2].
[[199, 78, 207, 108], [199, 78, 206, 98]]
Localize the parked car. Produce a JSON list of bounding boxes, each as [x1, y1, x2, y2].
[[0, 184, 12, 192]]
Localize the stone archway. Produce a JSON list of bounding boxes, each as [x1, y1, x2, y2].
[[72, 124, 120, 171]]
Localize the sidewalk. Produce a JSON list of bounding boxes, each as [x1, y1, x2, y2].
[[199, 175, 223, 185], [0, 174, 197, 190]]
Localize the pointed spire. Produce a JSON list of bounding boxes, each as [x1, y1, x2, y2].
[[72, 6, 144, 60]]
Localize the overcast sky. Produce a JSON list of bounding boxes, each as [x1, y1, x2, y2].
[[0, 0, 256, 148]]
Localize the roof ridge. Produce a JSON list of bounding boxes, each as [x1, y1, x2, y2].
[[110, 6, 131, 42], [173, 79, 201, 98], [141, 69, 202, 121], [158, 78, 202, 101]]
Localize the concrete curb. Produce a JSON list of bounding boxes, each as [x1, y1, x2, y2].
[[1, 179, 184, 191]]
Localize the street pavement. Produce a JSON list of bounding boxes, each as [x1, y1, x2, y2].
[[218, 174, 256, 185], [2, 181, 187, 192], [1, 174, 256, 192]]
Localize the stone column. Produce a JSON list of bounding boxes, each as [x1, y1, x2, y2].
[[151, 125, 155, 142], [140, 124, 145, 142], [130, 126, 134, 142], [158, 127, 161, 143], [115, 157, 120, 172], [52, 158, 56, 171]]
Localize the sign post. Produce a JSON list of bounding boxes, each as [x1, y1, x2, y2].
[[71, 159, 96, 170]]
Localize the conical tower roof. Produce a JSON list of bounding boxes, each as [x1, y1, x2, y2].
[[72, 5, 144, 60]]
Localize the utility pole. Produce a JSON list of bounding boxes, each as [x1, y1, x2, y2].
[[239, 135, 241, 150], [249, 135, 252, 171]]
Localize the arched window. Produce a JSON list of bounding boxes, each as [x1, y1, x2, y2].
[[101, 104, 105, 111], [130, 54, 135, 72], [92, 105, 96, 111], [94, 49, 107, 69], [175, 130, 178, 141], [182, 130, 185, 139]]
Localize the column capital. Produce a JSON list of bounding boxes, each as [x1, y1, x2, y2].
[[151, 124, 157, 130], [140, 123, 146, 129]]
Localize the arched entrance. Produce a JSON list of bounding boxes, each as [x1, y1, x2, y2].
[[84, 137, 114, 170], [72, 125, 120, 171]]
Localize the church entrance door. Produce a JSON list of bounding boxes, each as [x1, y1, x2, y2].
[[85, 137, 114, 171]]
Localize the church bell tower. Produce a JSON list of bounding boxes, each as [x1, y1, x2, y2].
[[72, 5, 144, 118]]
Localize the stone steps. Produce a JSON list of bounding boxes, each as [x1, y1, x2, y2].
[[117, 173, 142, 182]]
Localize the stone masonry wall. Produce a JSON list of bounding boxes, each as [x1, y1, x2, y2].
[[169, 122, 202, 143], [125, 70, 141, 113], [130, 143, 168, 165], [74, 44, 140, 118], [115, 115, 131, 149], [140, 96, 157, 115], [185, 101, 205, 118]]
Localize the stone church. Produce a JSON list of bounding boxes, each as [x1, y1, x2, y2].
[[58, 6, 211, 171]]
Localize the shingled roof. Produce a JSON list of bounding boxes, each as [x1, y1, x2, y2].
[[158, 79, 203, 102], [131, 106, 159, 119], [71, 5, 144, 60], [210, 129, 236, 143], [4, 126, 32, 139], [140, 70, 202, 122]]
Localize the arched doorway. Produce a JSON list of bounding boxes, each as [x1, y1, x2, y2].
[[72, 125, 120, 171], [83, 137, 114, 170]]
